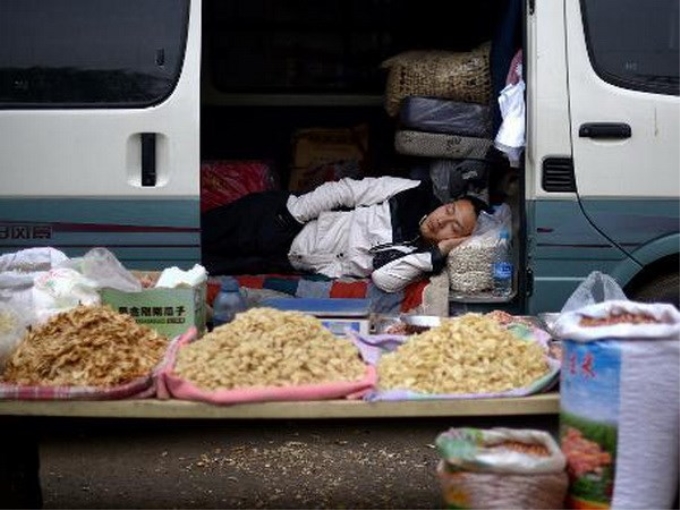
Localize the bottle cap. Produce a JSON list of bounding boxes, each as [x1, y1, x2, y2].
[[220, 277, 240, 292]]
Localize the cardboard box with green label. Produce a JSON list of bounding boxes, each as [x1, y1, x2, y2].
[[100, 278, 207, 339]]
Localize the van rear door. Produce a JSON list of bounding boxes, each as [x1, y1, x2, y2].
[[0, 0, 201, 269], [565, 0, 680, 256]]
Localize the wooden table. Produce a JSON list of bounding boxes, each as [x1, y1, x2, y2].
[[0, 392, 559, 420]]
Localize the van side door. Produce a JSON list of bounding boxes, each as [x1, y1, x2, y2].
[[0, 0, 201, 269], [565, 0, 680, 260]]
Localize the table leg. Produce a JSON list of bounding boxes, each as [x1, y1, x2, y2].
[[0, 417, 42, 509]]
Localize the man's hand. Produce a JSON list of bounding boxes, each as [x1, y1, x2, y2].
[[437, 236, 469, 255]]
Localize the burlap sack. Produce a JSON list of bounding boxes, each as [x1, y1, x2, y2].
[[382, 41, 492, 117]]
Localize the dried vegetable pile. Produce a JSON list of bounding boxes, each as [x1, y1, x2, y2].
[[174, 307, 366, 391], [1, 304, 167, 387], [378, 313, 549, 394]]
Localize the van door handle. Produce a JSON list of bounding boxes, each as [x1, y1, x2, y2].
[[579, 123, 631, 139], [141, 133, 157, 186]]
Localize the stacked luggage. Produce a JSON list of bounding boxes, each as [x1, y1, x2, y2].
[[381, 42, 496, 203]]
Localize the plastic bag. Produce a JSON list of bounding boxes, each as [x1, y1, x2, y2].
[[0, 302, 29, 371], [560, 271, 627, 313], [435, 427, 568, 510], [61, 247, 142, 293], [32, 268, 100, 324], [399, 96, 492, 137], [429, 158, 490, 204], [436, 427, 566, 475], [0, 247, 70, 326], [553, 301, 679, 509], [494, 50, 525, 168]]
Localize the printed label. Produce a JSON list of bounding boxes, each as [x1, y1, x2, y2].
[[560, 340, 621, 509], [492, 261, 513, 279]]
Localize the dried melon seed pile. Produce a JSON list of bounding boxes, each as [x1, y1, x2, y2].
[[378, 313, 548, 394], [174, 307, 366, 390], [2, 304, 167, 387]]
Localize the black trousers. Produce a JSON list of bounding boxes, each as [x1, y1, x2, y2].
[[201, 191, 303, 275]]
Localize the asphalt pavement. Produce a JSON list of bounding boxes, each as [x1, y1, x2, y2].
[[38, 415, 558, 509]]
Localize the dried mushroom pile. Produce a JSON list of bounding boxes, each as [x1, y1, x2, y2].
[[1, 305, 167, 387], [175, 307, 366, 390], [378, 313, 548, 394]]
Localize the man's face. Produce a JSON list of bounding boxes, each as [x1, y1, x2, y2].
[[419, 199, 477, 244]]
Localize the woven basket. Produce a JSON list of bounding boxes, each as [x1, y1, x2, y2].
[[437, 462, 568, 509], [382, 42, 492, 117]]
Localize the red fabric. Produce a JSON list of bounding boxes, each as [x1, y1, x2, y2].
[[400, 279, 429, 312], [235, 275, 266, 289], [200, 160, 277, 212], [329, 281, 368, 299]]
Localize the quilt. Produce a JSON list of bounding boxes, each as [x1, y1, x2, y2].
[[207, 271, 450, 316]]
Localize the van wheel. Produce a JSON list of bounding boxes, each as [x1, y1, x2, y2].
[[629, 271, 679, 308]]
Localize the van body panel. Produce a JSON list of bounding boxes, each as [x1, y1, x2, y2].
[[0, 0, 202, 269], [527, 197, 630, 313], [0, 198, 199, 268], [609, 233, 679, 287], [528, 196, 679, 312], [525, 0, 573, 200]]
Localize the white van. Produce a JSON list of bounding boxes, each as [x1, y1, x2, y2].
[[0, 0, 677, 314]]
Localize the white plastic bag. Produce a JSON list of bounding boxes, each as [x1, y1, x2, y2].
[[32, 268, 101, 324], [60, 247, 142, 292], [560, 271, 628, 313], [436, 427, 566, 474], [0, 247, 70, 325], [554, 301, 679, 509], [0, 302, 29, 371]]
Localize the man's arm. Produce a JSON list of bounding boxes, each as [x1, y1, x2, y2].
[[371, 238, 468, 293], [371, 247, 446, 293], [286, 176, 418, 224]]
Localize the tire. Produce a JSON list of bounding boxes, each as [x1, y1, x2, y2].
[[629, 271, 680, 308]]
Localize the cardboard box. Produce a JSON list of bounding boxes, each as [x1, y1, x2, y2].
[[100, 274, 207, 339], [289, 125, 368, 193]]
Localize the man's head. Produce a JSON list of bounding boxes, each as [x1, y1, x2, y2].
[[419, 196, 488, 244]]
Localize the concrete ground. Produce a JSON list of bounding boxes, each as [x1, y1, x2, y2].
[[36, 415, 559, 509]]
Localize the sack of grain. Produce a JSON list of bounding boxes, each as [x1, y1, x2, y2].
[[448, 204, 511, 293], [435, 427, 568, 509], [553, 300, 680, 509]]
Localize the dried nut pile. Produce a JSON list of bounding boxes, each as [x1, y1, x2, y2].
[[579, 312, 659, 327], [1, 305, 167, 387], [447, 246, 494, 292], [487, 440, 551, 457], [174, 307, 366, 390], [378, 313, 548, 394]]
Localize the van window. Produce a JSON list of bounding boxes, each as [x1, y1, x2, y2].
[[0, 0, 188, 107], [581, 0, 679, 95]]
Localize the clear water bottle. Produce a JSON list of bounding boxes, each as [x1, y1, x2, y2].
[[212, 276, 247, 328], [492, 228, 513, 297]]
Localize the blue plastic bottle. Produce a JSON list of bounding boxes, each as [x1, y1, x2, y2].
[[492, 228, 513, 297], [212, 277, 247, 328]]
